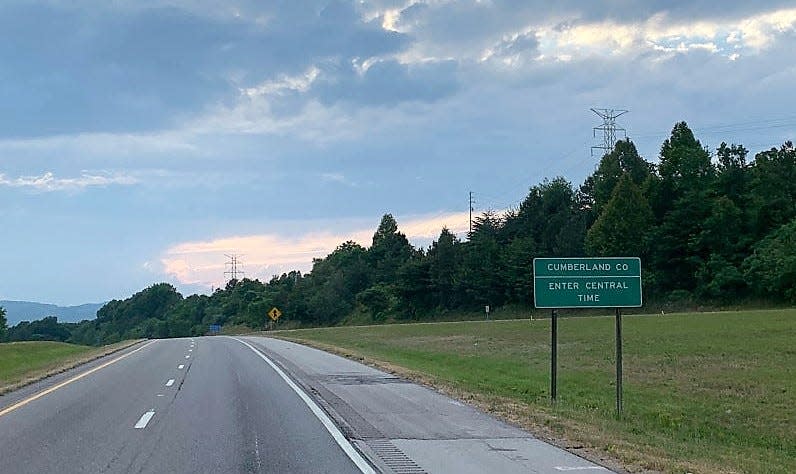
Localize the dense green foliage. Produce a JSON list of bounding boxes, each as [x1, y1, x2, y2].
[[4, 122, 795, 344], [0, 307, 6, 340]]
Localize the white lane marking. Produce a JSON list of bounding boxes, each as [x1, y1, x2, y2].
[[134, 410, 155, 429], [156, 394, 164, 397], [554, 467, 609, 471], [232, 337, 375, 474], [188, 349, 193, 352], [166, 379, 175, 387], [178, 364, 185, 369], [0, 341, 155, 418], [185, 355, 190, 359]]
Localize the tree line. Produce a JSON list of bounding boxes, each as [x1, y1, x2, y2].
[[2, 121, 794, 345]]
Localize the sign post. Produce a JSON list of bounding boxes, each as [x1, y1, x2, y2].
[[615, 307, 623, 416], [533, 257, 641, 417], [551, 309, 557, 402]]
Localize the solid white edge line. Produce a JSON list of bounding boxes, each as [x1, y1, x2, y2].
[[134, 410, 155, 429], [166, 379, 175, 387], [232, 337, 376, 474]]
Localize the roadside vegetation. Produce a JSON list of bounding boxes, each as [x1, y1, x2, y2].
[[277, 309, 796, 474], [0, 340, 136, 394]]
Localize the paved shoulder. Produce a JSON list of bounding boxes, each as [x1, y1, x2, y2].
[[242, 336, 614, 474]]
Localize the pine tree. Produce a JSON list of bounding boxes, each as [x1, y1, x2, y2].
[[585, 173, 653, 257]]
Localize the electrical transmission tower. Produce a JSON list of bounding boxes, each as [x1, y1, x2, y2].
[[224, 254, 245, 282], [590, 108, 628, 156]]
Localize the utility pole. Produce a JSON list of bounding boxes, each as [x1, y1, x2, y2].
[[590, 108, 628, 157], [224, 254, 245, 283], [469, 191, 475, 236]]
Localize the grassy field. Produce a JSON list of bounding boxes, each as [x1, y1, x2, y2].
[[276, 309, 795, 473], [0, 340, 135, 394]]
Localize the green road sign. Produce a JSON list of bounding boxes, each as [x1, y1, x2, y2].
[[533, 257, 642, 308]]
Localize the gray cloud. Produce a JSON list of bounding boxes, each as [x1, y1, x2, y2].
[[0, 1, 407, 138], [311, 58, 459, 106]]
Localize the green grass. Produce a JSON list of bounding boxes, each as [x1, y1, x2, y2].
[[0, 341, 131, 392], [276, 309, 796, 473]]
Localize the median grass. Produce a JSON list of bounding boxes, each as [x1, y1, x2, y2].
[[275, 309, 795, 473], [0, 340, 138, 394]]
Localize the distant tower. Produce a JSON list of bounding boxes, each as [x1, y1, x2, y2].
[[224, 254, 245, 282], [591, 108, 628, 156]]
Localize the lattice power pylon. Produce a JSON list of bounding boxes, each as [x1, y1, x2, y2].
[[590, 108, 628, 156]]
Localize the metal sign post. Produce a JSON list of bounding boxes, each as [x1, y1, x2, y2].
[[551, 308, 557, 402], [615, 307, 623, 417], [533, 257, 641, 417]]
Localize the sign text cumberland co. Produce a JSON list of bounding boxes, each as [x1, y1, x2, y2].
[[533, 257, 642, 308]]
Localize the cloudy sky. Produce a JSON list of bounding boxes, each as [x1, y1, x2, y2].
[[1, 0, 795, 305]]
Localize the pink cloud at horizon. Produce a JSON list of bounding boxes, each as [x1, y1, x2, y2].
[[160, 211, 472, 289]]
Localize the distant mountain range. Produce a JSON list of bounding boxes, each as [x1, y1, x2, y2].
[[1, 300, 104, 326]]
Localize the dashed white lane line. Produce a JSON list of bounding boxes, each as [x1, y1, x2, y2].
[[134, 410, 155, 429], [185, 355, 190, 359], [232, 337, 376, 474], [188, 349, 193, 352], [166, 379, 175, 387], [178, 364, 185, 369]]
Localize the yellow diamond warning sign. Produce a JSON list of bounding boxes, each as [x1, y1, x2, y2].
[[268, 307, 282, 321]]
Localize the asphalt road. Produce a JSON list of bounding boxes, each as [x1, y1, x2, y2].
[[0, 337, 365, 474], [0, 336, 613, 474]]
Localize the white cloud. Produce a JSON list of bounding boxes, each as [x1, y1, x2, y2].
[[0, 171, 138, 192], [530, 8, 796, 62], [320, 172, 358, 187], [160, 210, 471, 289], [0, 131, 197, 158], [242, 67, 321, 98]]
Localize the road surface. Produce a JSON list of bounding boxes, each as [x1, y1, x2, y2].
[[0, 336, 613, 473]]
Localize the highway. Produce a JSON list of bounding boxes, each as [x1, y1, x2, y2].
[[0, 336, 612, 473]]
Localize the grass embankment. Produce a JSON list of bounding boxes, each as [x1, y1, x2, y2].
[[276, 309, 795, 473], [0, 340, 139, 394]]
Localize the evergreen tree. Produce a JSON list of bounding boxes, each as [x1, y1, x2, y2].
[[369, 214, 413, 284], [590, 139, 653, 214], [648, 122, 715, 294], [460, 211, 505, 306], [427, 228, 460, 308], [585, 173, 653, 257], [0, 307, 6, 341]]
